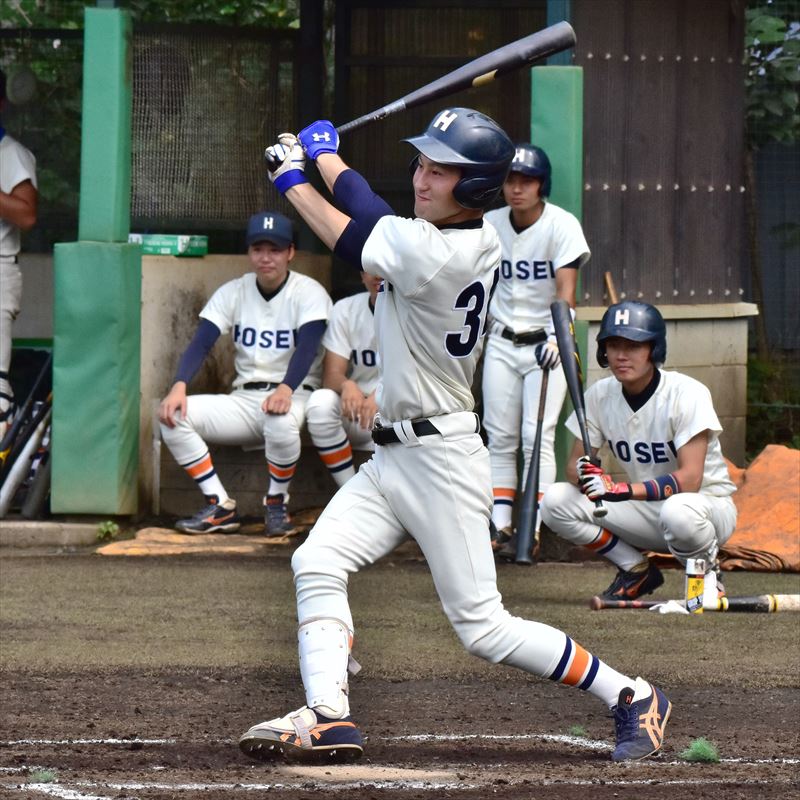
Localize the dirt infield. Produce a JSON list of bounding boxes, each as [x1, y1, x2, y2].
[[1, 541, 798, 799]]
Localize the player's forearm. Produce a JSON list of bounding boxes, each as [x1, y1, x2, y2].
[[0, 186, 38, 230], [315, 153, 350, 194], [285, 183, 350, 251]]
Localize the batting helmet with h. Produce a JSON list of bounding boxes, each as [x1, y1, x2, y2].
[[596, 301, 667, 368], [510, 143, 552, 197], [403, 107, 515, 209]]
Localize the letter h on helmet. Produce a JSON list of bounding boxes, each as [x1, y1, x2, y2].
[[403, 107, 515, 209], [596, 301, 668, 367]]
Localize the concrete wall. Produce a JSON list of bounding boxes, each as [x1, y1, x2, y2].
[[12, 257, 757, 515], [14, 254, 54, 340]]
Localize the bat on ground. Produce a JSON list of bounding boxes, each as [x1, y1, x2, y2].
[[515, 368, 549, 565], [336, 22, 576, 134], [590, 594, 800, 613], [550, 299, 606, 518], [604, 272, 620, 305]]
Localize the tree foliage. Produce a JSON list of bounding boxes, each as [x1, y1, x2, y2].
[[0, 0, 299, 28], [744, 3, 800, 148]]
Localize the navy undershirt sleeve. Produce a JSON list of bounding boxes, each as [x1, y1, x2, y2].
[[282, 319, 327, 390], [174, 318, 221, 384], [332, 169, 394, 269]]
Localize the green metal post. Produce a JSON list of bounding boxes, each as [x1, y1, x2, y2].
[[530, 66, 586, 479], [51, 7, 141, 513]]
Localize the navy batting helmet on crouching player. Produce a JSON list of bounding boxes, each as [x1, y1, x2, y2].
[[596, 301, 667, 368], [509, 143, 552, 197], [403, 107, 515, 209]]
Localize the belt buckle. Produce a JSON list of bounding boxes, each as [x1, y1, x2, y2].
[[511, 331, 527, 347]]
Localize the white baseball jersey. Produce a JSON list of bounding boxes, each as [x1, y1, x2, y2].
[[200, 270, 331, 390], [0, 133, 38, 259], [322, 292, 379, 396], [361, 216, 500, 421], [484, 203, 589, 331], [570, 370, 736, 497]]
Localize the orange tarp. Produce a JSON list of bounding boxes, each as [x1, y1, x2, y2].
[[720, 445, 800, 572]]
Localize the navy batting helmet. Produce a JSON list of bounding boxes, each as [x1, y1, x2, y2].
[[509, 143, 552, 197], [403, 107, 515, 209], [596, 301, 667, 367]]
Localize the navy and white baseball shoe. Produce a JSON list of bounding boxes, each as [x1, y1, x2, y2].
[[612, 678, 672, 761], [264, 493, 296, 537], [601, 561, 664, 601], [175, 496, 241, 534], [239, 705, 363, 764]]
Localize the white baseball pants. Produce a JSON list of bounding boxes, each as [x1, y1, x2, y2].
[[305, 388, 375, 452], [481, 335, 568, 496], [540, 482, 738, 564], [0, 257, 22, 412], [160, 388, 309, 473], [291, 411, 631, 710]]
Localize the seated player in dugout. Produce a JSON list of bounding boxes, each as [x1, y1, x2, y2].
[[305, 270, 381, 488], [237, 109, 672, 766], [482, 144, 590, 558], [540, 301, 737, 600], [158, 211, 332, 536]]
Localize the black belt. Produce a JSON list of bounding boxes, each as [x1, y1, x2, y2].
[[243, 381, 315, 392], [371, 419, 439, 446], [500, 326, 547, 347]]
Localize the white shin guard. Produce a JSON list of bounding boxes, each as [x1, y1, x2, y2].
[[298, 617, 354, 719]]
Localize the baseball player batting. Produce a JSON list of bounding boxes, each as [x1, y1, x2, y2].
[[540, 301, 738, 601], [481, 145, 590, 559], [237, 109, 671, 766]]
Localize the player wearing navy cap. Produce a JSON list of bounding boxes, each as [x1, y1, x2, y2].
[[237, 111, 671, 766], [159, 211, 331, 536], [540, 301, 737, 600]]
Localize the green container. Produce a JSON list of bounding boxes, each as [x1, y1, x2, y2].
[[128, 233, 208, 257]]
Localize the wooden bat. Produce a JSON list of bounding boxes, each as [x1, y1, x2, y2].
[[590, 594, 800, 612], [336, 22, 576, 134], [549, 299, 606, 518], [515, 368, 549, 564], [604, 272, 619, 305]]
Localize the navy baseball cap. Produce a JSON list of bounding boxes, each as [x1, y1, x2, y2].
[[245, 211, 294, 248]]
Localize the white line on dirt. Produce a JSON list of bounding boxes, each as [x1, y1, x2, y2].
[[16, 786, 113, 800], [2, 734, 797, 766], [4, 738, 175, 745], [385, 732, 614, 750]]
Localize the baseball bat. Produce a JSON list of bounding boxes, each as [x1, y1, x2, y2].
[[0, 351, 52, 469], [604, 272, 620, 305], [336, 22, 576, 134], [549, 300, 606, 518], [590, 594, 800, 612], [515, 368, 549, 564]]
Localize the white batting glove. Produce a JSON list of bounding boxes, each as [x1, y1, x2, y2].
[[535, 335, 561, 370], [264, 132, 308, 194]]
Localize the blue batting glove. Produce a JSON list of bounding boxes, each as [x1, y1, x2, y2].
[[298, 120, 339, 160]]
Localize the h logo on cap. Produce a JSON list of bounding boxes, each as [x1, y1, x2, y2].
[[614, 309, 630, 326], [434, 110, 458, 132], [513, 147, 525, 163]]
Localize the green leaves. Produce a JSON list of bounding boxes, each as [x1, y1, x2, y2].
[[745, 5, 800, 148]]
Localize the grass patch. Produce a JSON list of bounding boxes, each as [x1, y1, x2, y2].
[[681, 737, 721, 762], [568, 724, 588, 737], [28, 768, 57, 783]]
